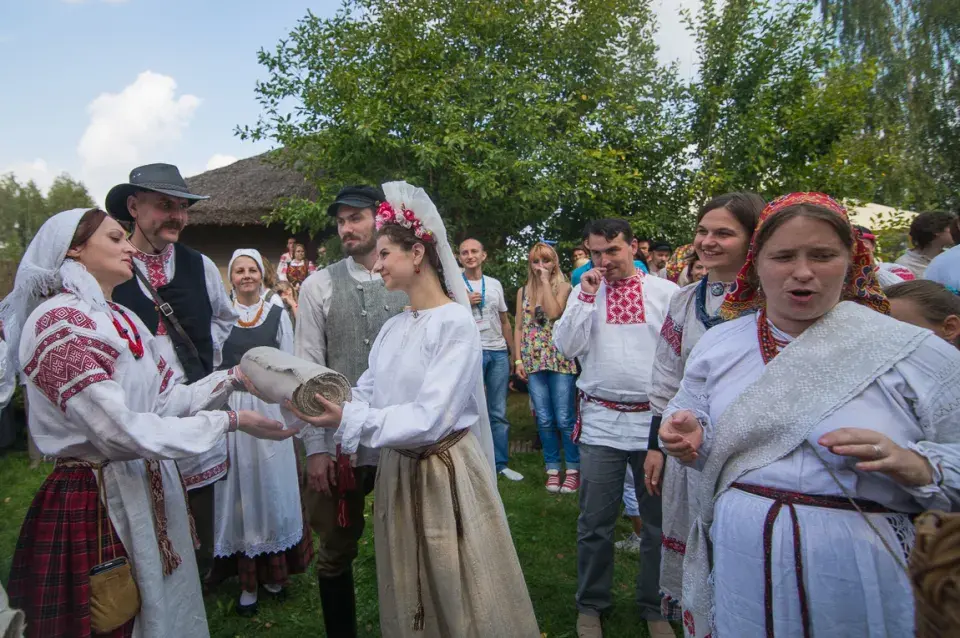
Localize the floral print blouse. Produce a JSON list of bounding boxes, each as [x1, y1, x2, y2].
[[519, 287, 577, 375]]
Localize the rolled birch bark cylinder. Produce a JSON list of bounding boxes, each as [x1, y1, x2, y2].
[[239, 347, 352, 417]]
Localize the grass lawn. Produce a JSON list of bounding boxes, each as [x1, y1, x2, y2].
[[0, 392, 680, 637]]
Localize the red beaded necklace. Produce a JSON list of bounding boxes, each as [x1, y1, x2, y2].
[[757, 307, 791, 364], [108, 303, 144, 359]]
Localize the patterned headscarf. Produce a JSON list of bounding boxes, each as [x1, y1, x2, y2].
[[664, 243, 695, 283], [719, 192, 889, 320]]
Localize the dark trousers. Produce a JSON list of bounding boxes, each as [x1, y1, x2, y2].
[[188, 482, 216, 579], [304, 465, 378, 578], [576, 442, 664, 620]]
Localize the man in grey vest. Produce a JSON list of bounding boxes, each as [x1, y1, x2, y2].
[[296, 185, 407, 637]]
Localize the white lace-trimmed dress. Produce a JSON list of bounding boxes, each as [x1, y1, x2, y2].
[[664, 313, 960, 638], [8, 291, 243, 638], [212, 299, 313, 589]]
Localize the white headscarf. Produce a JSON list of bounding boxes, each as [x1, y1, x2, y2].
[[0, 208, 108, 374], [227, 249, 266, 300], [380, 181, 497, 475]]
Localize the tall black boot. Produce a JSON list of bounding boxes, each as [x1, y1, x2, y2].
[[317, 570, 357, 638]]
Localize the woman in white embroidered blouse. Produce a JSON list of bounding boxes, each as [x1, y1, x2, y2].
[[212, 249, 312, 616], [645, 191, 763, 634], [290, 182, 539, 638], [1, 209, 292, 638], [660, 193, 960, 638]]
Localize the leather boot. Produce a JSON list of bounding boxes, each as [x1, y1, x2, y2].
[[317, 571, 357, 638]]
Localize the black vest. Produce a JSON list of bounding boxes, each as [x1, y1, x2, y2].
[[220, 305, 282, 369], [113, 243, 214, 382]]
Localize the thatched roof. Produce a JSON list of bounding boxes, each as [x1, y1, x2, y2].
[[185, 152, 318, 225]]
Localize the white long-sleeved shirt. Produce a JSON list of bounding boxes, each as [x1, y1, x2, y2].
[[553, 272, 678, 451], [296, 256, 383, 464], [131, 244, 239, 487], [20, 292, 241, 462], [335, 303, 481, 454]]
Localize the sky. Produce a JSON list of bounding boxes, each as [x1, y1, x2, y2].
[[0, 0, 699, 206]]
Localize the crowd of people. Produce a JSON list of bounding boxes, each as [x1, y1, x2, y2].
[[0, 160, 958, 638]]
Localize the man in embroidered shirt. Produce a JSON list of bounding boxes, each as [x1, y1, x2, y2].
[[458, 238, 523, 481], [553, 218, 678, 638], [106, 163, 238, 584], [295, 185, 408, 638]]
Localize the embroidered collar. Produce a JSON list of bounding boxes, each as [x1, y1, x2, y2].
[[605, 273, 642, 290], [695, 277, 726, 329], [133, 243, 173, 268]]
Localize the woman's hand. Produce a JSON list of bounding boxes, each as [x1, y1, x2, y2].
[[515, 360, 528, 381], [234, 367, 271, 402], [236, 410, 297, 440], [819, 428, 935, 487], [284, 393, 344, 429], [659, 410, 703, 464], [535, 265, 551, 283], [643, 450, 664, 496]]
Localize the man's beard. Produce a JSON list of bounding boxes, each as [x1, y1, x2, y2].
[[343, 235, 376, 257]]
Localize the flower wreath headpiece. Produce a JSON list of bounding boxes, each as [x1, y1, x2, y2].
[[375, 201, 435, 243]]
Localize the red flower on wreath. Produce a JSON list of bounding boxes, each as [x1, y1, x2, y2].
[[376, 201, 435, 243]]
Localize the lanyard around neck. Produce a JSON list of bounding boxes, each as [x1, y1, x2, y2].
[[462, 273, 485, 313]]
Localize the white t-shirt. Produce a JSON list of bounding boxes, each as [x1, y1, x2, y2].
[[465, 275, 508, 351]]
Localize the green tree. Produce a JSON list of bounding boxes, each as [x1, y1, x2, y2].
[[820, 0, 960, 209], [0, 172, 95, 263], [686, 0, 893, 205], [239, 0, 692, 268], [45, 173, 95, 216]]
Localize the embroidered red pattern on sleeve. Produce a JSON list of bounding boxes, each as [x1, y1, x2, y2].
[[25, 327, 120, 411], [660, 313, 683, 356], [33, 307, 97, 336], [606, 276, 646, 325]]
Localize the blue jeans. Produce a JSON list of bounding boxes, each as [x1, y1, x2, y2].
[[526, 370, 580, 471], [482, 349, 511, 471]]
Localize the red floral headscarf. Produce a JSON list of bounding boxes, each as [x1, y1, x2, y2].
[[719, 192, 889, 320]]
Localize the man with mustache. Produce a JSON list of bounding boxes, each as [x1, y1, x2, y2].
[[294, 185, 408, 637], [107, 163, 238, 585]]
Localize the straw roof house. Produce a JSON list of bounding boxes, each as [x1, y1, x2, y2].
[[179, 152, 321, 282]]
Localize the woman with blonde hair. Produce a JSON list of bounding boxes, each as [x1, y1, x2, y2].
[[514, 242, 580, 493]]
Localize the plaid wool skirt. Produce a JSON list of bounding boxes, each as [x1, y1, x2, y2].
[[7, 464, 135, 638]]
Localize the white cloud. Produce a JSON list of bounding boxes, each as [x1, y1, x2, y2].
[[77, 71, 201, 202], [205, 154, 238, 171], [0, 159, 58, 193]]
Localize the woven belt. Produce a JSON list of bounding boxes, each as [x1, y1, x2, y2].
[[54, 457, 198, 576], [573, 390, 651, 443], [732, 482, 895, 638], [396, 427, 470, 631], [54, 458, 109, 469]]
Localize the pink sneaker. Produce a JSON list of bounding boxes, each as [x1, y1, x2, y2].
[[560, 471, 580, 494], [545, 471, 562, 493]]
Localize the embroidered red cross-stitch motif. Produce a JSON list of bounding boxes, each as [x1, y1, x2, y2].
[[661, 313, 682, 356], [138, 248, 172, 289], [156, 356, 167, 374], [159, 368, 174, 394], [34, 307, 96, 336], [661, 533, 687, 555], [27, 332, 119, 411], [605, 276, 646, 325]]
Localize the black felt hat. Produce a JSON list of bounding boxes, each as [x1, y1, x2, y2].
[[106, 163, 209, 222]]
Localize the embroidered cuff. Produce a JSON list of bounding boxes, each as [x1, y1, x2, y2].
[[228, 366, 245, 391], [578, 291, 597, 303], [226, 410, 239, 432]]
